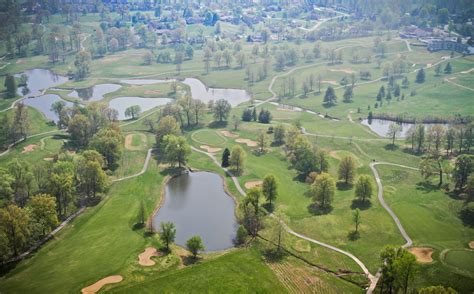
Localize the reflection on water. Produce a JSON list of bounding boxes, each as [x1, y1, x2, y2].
[[15, 69, 68, 97], [183, 78, 251, 107], [68, 84, 121, 101], [109, 97, 173, 120], [361, 119, 449, 138], [21, 94, 73, 122]]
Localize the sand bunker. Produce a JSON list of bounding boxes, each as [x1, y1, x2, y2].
[[322, 80, 338, 85], [460, 68, 474, 74], [409, 247, 434, 263], [245, 180, 263, 189], [220, 130, 239, 138], [277, 107, 299, 112], [138, 247, 161, 266], [330, 68, 355, 74], [144, 90, 161, 95], [236, 138, 258, 147], [200, 145, 222, 153], [21, 144, 37, 153], [124, 133, 147, 151], [16, 59, 25, 64], [43, 157, 54, 161], [81, 275, 123, 294], [469, 241, 474, 249]]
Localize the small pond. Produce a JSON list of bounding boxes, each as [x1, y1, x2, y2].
[[109, 97, 173, 120], [15, 68, 68, 97], [152, 172, 238, 252], [361, 119, 449, 138], [120, 79, 175, 85], [68, 84, 121, 101], [183, 78, 251, 107], [21, 94, 73, 122]]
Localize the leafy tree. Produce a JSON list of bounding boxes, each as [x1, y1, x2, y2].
[[74, 50, 91, 80], [338, 156, 356, 185], [444, 62, 452, 74], [125, 105, 141, 120], [241, 108, 253, 122], [0, 204, 30, 256], [355, 175, 374, 202], [416, 68, 425, 83], [68, 114, 92, 148], [387, 123, 402, 146], [256, 130, 269, 153], [137, 200, 145, 226], [230, 145, 246, 174], [316, 150, 329, 173], [28, 194, 59, 237], [262, 174, 278, 206], [89, 127, 123, 170], [343, 86, 353, 103], [353, 208, 361, 233], [221, 148, 230, 167], [13, 103, 29, 141], [49, 161, 75, 217], [402, 77, 409, 88], [162, 135, 191, 168], [418, 286, 458, 294], [394, 249, 418, 293], [155, 115, 180, 145], [186, 235, 205, 258], [235, 225, 248, 245], [75, 150, 109, 200], [323, 86, 337, 106], [160, 222, 176, 252], [452, 154, 473, 191], [212, 99, 231, 122], [4, 75, 17, 98], [8, 159, 34, 207], [258, 109, 272, 124], [310, 173, 336, 210], [273, 124, 286, 145], [143, 51, 153, 65], [0, 168, 14, 202], [435, 64, 442, 76]]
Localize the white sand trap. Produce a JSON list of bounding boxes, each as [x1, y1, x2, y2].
[[469, 241, 474, 249], [460, 68, 474, 74], [200, 145, 222, 153], [124, 133, 147, 151], [138, 247, 161, 266], [220, 130, 239, 138], [329, 68, 355, 74], [81, 275, 123, 294], [277, 107, 300, 112], [43, 157, 54, 161], [236, 138, 258, 147], [245, 180, 263, 189], [21, 144, 37, 153], [322, 80, 338, 85], [409, 247, 434, 263]]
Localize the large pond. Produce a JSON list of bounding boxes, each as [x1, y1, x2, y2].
[[15, 68, 68, 97], [183, 78, 251, 107], [361, 119, 449, 138], [109, 97, 173, 120], [152, 172, 238, 252], [21, 94, 73, 122], [68, 84, 121, 101]]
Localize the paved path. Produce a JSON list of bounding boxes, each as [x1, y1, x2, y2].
[[112, 148, 153, 182], [0, 129, 63, 157]]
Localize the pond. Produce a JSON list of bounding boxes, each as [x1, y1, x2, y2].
[[109, 97, 173, 120], [361, 119, 449, 138], [15, 68, 68, 97], [152, 172, 238, 252], [68, 84, 122, 101], [183, 78, 251, 107], [21, 94, 73, 122], [120, 79, 175, 85]]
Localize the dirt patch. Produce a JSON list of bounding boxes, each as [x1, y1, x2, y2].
[[469, 241, 474, 249], [220, 130, 239, 138], [138, 247, 161, 266], [236, 138, 258, 147], [144, 90, 161, 95], [200, 145, 222, 153], [21, 144, 37, 153], [100, 56, 121, 64], [43, 157, 54, 161], [322, 80, 338, 85], [329, 151, 340, 160], [245, 180, 263, 189], [16, 59, 25, 64], [81, 275, 123, 294], [409, 247, 434, 263], [329, 68, 355, 74], [124, 133, 147, 151]]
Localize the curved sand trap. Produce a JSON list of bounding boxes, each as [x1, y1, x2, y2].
[[81, 275, 123, 294], [330, 68, 355, 74], [245, 180, 263, 189], [322, 80, 338, 85], [138, 247, 161, 266], [124, 133, 147, 151], [200, 145, 222, 153], [409, 247, 434, 263], [220, 130, 239, 138], [236, 138, 257, 147], [22, 144, 37, 153], [469, 241, 474, 249]]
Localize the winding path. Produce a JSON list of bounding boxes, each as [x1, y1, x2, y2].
[[0, 129, 64, 157], [112, 148, 153, 182]]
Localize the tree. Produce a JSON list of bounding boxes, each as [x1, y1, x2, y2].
[[13, 103, 29, 141], [160, 222, 176, 252], [108, 38, 119, 53], [323, 86, 337, 106], [125, 105, 141, 120], [231, 115, 240, 131], [162, 135, 191, 168], [221, 148, 230, 167], [444, 62, 452, 74], [0, 168, 14, 202], [8, 159, 34, 207], [262, 174, 278, 206], [418, 286, 458, 294], [427, 125, 445, 152], [435, 64, 442, 76], [343, 86, 353, 103], [377, 86, 385, 101], [143, 51, 153, 65], [338, 156, 356, 185], [387, 123, 402, 146], [273, 124, 286, 145], [353, 208, 361, 233], [0, 204, 30, 256], [235, 225, 248, 245], [212, 99, 231, 122], [75, 150, 108, 201], [452, 155, 473, 191], [186, 235, 205, 258], [155, 116, 180, 145], [354, 175, 374, 203], [310, 173, 335, 210], [4, 75, 17, 98], [256, 130, 269, 153], [230, 145, 246, 174], [137, 200, 145, 226], [241, 108, 253, 122], [74, 51, 91, 80], [416, 68, 425, 83], [28, 194, 59, 237], [89, 127, 123, 170], [258, 109, 272, 124], [68, 114, 92, 148], [394, 249, 418, 294]]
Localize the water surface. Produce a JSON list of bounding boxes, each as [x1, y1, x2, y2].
[[15, 69, 68, 97], [120, 79, 175, 85], [183, 78, 251, 107], [21, 94, 73, 122], [109, 97, 173, 120], [362, 119, 449, 138], [152, 172, 238, 252], [68, 84, 121, 101]]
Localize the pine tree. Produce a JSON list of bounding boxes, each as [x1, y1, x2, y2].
[[221, 148, 230, 167], [416, 68, 425, 83], [444, 62, 452, 74], [4, 75, 17, 98]]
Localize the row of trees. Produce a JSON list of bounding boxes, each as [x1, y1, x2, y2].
[[157, 222, 204, 258], [0, 103, 29, 150], [241, 108, 272, 124]]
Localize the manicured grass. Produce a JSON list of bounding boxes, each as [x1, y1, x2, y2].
[[191, 129, 227, 146], [444, 249, 474, 273]]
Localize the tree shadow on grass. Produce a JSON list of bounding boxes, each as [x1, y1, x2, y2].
[[262, 203, 275, 213], [337, 181, 353, 191], [347, 231, 360, 241], [350, 199, 372, 210], [459, 206, 474, 228], [292, 173, 307, 183], [182, 255, 200, 266], [262, 248, 287, 262], [307, 203, 333, 215], [208, 121, 228, 129], [384, 144, 399, 151], [415, 181, 439, 193], [132, 223, 145, 231]]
